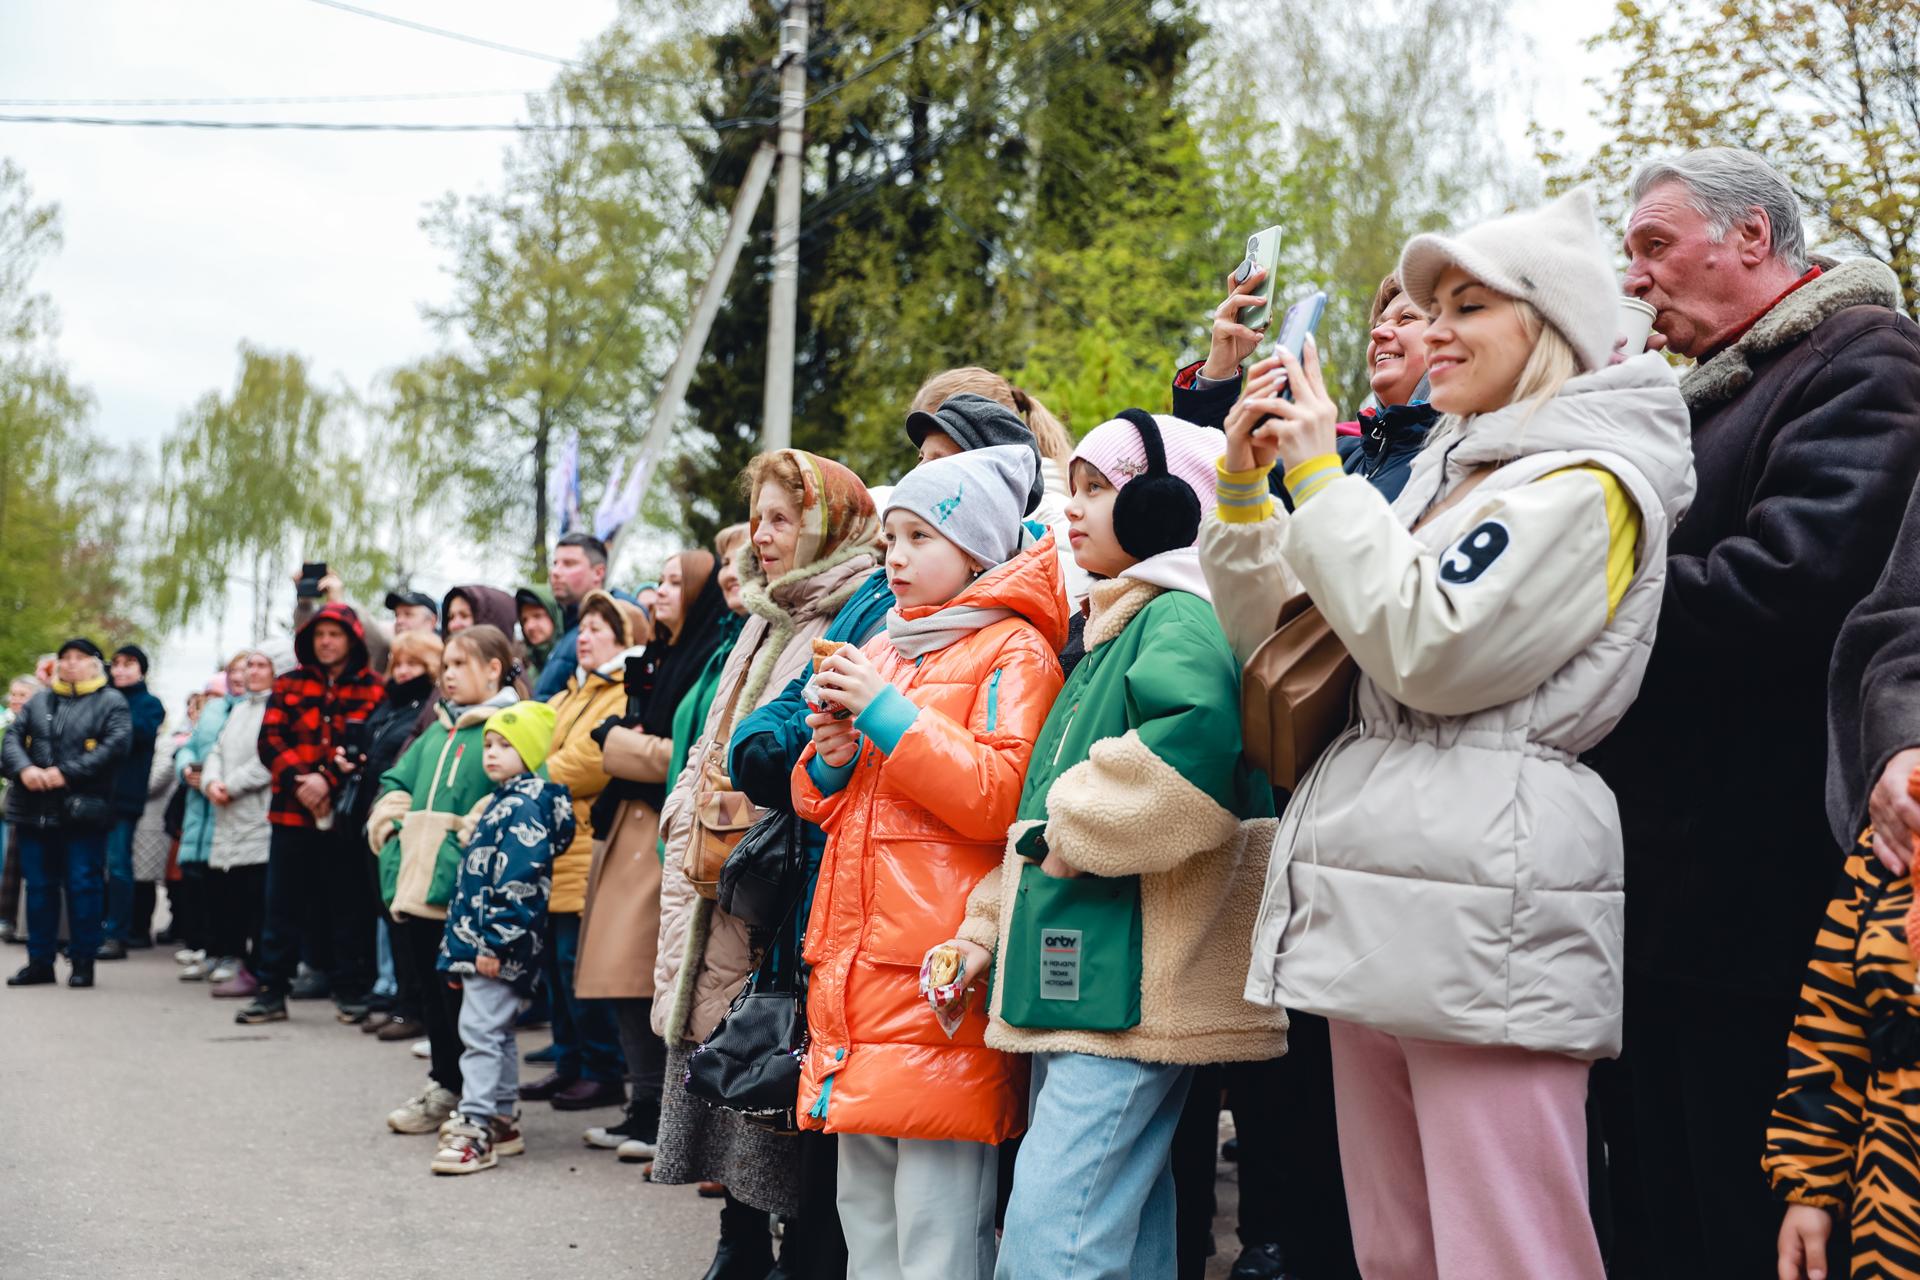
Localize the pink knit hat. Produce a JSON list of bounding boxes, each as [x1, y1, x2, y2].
[[1071, 413, 1227, 519]]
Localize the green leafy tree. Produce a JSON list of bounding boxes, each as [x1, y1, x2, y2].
[[1546, 0, 1919, 315], [0, 158, 142, 675], [144, 344, 393, 640], [395, 6, 724, 573]]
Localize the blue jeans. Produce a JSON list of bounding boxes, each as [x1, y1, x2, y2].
[[546, 912, 622, 1082], [996, 1053, 1195, 1280], [18, 826, 108, 965], [374, 917, 398, 998], [102, 816, 136, 942]]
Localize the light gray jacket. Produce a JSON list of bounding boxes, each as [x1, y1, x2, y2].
[[1201, 354, 1695, 1059], [205, 690, 273, 871]]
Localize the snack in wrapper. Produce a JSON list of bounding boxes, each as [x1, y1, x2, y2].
[[919, 944, 971, 1040], [806, 639, 854, 719]]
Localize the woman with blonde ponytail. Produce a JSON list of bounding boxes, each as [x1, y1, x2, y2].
[[909, 367, 1089, 606]]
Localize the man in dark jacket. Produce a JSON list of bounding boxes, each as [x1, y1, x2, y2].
[[1588, 147, 1920, 1277], [3, 639, 132, 988], [1827, 483, 1920, 872], [531, 533, 609, 701], [236, 603, 384, 1024], [100, 643, 164, 958]]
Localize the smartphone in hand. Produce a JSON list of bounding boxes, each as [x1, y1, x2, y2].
[[1272, 290, 1327, 401], [1234, 226, 1284, 339]]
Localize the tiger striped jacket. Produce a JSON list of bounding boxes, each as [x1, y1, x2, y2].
[[1765, 849, 1920, 1274]]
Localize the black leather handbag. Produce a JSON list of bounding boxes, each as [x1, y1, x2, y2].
[[683, 912, 806, 1131], [62, 793, 115, 832], [717, 807, 805, 931]]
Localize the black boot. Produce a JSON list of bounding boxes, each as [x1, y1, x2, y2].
[[700, 1196, 773, 1280], [7, 961, 56, 986], [68, 960, 95, 988]]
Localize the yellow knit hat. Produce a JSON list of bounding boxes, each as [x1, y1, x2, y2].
[[483, 700, 558, 773]]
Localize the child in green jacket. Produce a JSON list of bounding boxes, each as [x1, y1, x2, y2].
[[934, 410, 1284, 1280]]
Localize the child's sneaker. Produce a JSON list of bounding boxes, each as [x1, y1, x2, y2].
[[430, 1114, 524, 1175], [387, 1085, 460, 1134], [174, 947, 204, 966], [179, 957, 214, 982]]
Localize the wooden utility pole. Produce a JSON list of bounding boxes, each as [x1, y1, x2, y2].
[[760, 0, 809, 450]]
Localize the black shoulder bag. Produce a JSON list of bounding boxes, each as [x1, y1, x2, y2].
[[683, 898, 807, 1132], [717, 806, 805, 931]]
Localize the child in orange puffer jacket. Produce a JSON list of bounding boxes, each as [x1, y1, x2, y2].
[[792, 444, 1067, 1280]]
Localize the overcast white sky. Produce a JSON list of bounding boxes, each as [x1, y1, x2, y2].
[[0, 0, 1614, 710]]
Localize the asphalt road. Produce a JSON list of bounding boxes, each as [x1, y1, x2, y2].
[[0, 946, 1245, 1280], [0, 946, 716, 1280]]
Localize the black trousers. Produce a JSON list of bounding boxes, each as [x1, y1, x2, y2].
[[1597, 973, 1833, 1279], [169, 862, 210, 953], [256, 824, 374, 1000], [611, 996, 666, 1105], [207, 863, 266, 969], [1173, 1012, 1360, 1280], [392, 913, 463, 1093], [0, 821, 21, 931]]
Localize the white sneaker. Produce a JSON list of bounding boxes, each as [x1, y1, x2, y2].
[[179, 959, 214, 982], [387, 1085, 460, 1134], [616, 1136, 658, 1163], [174, 948, 205, 966], [410, 1039, 431, 1059], [207, 958, 240, 984]]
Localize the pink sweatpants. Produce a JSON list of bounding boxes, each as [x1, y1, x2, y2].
[[1328, 1019, 1605, 1280]]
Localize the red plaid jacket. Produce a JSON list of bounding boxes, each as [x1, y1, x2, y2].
[[258, 602, 385, 828]]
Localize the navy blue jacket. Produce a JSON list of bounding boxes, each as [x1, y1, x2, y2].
[[438, 773, 575, 996], [109, 682, 165, 818]]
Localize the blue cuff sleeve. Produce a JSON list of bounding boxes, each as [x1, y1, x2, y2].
[[855, 685, 920, 756], [805, 750, 858, 796]]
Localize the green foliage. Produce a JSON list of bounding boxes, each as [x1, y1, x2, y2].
[[1548, 0, 1920, 315], [0, 159, 142, 677], [392, 6, 723, 574], [144, 344, 394, 639]]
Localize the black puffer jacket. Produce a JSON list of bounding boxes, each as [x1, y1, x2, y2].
[[337, 672, 438, 831], [2, 678, 134, 829], [1588, 259, 1920, 990]]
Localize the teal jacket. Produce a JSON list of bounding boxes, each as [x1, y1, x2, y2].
[[174, 695, 233, 867]]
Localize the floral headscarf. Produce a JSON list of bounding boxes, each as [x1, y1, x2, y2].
[[748, 450, 880, 576]]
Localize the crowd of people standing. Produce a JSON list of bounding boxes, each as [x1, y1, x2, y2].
[[7, 145, 1920, 1280]]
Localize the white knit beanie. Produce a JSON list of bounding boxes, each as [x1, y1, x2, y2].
[[884, 445, 1037, 569], [1397, 186, 1619, 373]]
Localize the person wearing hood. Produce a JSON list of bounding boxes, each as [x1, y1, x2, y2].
[[1200, 187, 1696, 1277], [793, 445, 1068, 1279], [367, 624, 523, 1136], [575, 545, 737, 1162], [100, 643, 165, 958], [201, 648, 287, 996], [4, 639, 132, 988], [518, 589, 646, 1114], [172, 659, 245, 979], [441, 584, 519, 640], [655, 450, 883, 1280], [236, 602, 385, 1025], [515, 585, 564, 685]]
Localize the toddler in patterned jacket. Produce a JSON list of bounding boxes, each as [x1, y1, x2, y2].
[[430, 700, 575, 1176]]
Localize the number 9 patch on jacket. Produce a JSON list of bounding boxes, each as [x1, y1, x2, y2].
[[1439, 520, 1511, 584]]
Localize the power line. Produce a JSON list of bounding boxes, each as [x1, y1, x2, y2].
[[0, 113, 763, 134], [0, 90, 543, 108], [295, 0, 709, 87]]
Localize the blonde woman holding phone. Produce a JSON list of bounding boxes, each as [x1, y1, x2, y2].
[[1201, 188, 1695, 1278]]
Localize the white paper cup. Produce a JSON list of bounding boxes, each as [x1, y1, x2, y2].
[[1617, 296, 1657, 357]]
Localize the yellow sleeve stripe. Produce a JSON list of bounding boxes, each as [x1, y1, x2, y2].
[[1540, 466, 1641, 620], [1215, 456, 1274, 524], [1282, 453, 1344, 507]]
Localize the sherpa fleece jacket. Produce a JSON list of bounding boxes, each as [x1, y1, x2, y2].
[[958, 577, 1286, 1065]]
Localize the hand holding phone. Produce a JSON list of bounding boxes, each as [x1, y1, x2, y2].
[[1233, 226, 1284, 347], [1270, 290, 1327, 401]]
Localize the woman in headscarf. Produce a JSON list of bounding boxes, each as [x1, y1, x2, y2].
[[654, 451, 883, 1279], [575, 544, 741, 1163]]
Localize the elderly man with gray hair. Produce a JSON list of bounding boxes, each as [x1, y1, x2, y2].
[[1585, 148, 1920, 1275]]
